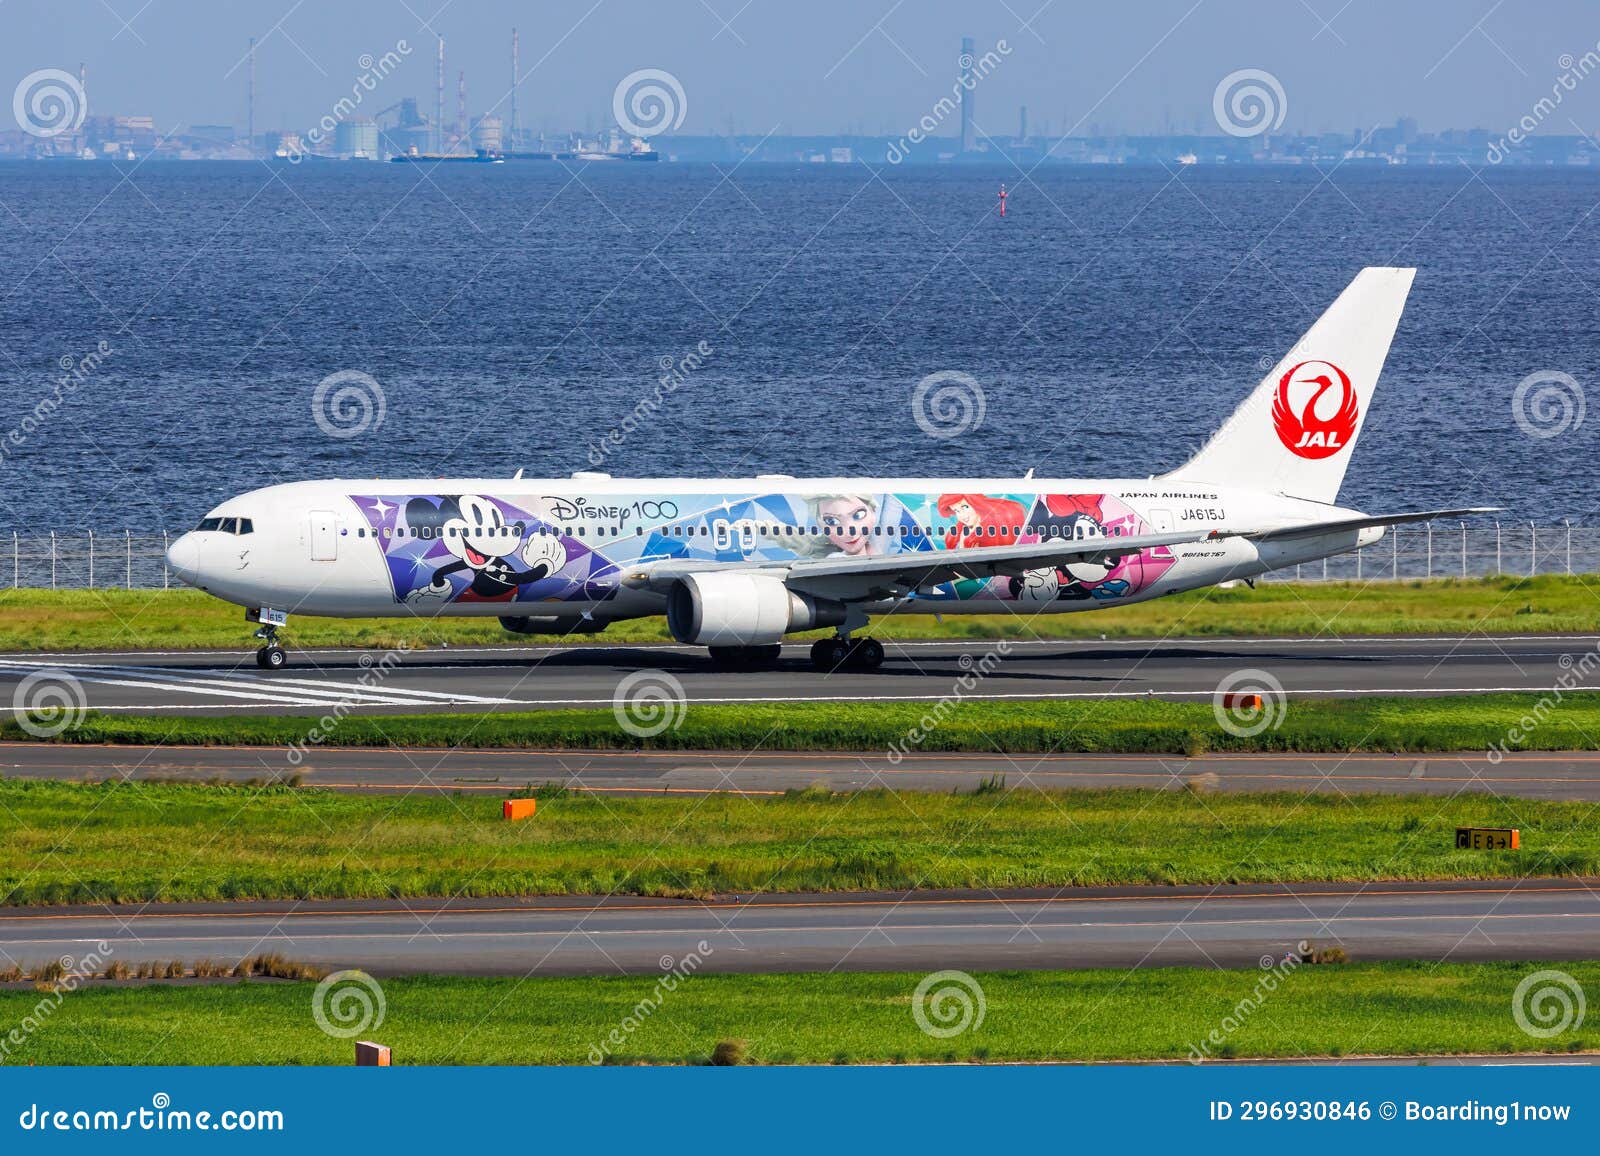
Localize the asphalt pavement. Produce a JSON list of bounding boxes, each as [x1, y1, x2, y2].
[[3, 880, 1592, 976], [0, 633, 1587, 715]]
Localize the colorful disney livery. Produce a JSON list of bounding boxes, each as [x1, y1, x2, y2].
[[166, 268, 1495, 670]]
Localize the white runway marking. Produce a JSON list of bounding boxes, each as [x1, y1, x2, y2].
[[0, 661, 513, 708], [0, 633, 1594, 663], [70, 683, 1580, 712], [0, 663, 332, 708]]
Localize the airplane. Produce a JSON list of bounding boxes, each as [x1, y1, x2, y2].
[[165, 266, 1495, 673]]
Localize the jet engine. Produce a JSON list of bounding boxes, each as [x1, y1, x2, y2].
[[666, 572, 845, 646]]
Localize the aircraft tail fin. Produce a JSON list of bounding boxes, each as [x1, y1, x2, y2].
[[1164, 266, 1415, 504]]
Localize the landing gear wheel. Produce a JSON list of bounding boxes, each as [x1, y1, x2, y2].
[[848, 637, 885, 671], [255, 644, 287, 670], [707, 644, 784, 670], [810, 637, 852, 672]]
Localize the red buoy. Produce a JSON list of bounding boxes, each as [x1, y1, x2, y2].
[[998, 183, 1008, 217]]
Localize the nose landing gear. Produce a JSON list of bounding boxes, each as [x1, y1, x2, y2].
[[254, 626, 287, 670], [247, 607, 289, 670]]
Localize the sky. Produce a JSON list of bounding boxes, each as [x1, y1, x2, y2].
[[5, 0, 1600, 140]]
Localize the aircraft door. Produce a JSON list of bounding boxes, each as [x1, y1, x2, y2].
[[309, 510, 338, 561], [1150, 509, 1174, 533]]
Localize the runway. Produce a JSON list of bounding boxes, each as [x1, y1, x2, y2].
[[3, 880, 1594, 976], [0, 633, 1591, 716], [10, 742, 1600, 799]]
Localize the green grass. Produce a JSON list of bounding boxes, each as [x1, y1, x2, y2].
[[0, 779, 1592, 905], [1, 962, 1593, 1065], [14, 692, 1600, 756], [2, 574, 1598, 652]]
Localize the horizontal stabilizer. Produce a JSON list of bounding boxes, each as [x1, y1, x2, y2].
[[1240, 507, 1503, 542]]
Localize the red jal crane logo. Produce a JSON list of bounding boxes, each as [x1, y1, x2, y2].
[[1271, 359, 1358, 459]]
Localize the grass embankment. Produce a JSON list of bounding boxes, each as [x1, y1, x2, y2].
[[1, 962, 1592, 1065], [1, 574, 1596, 651], [0, 780, 1590, 904], [11, 692, 1600, 755]]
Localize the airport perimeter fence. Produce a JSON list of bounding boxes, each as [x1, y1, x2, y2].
[[3, 524, 1600, 591]]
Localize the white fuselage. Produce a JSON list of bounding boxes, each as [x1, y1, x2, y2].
[[165, 474, 1381, 624]]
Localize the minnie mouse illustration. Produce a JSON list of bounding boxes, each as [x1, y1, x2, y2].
[[403, 494, 567, 606]]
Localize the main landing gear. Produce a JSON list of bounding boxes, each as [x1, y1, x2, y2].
[[707, 644, 784, 669], [809, 636, 885, 672]]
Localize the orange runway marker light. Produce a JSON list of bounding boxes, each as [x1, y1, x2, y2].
[[355, 1041, 391, 1066], [502, 798, 537, 821], [1221, 693, 1263, 710]]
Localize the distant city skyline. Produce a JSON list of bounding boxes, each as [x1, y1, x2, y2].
[[7, 0, 1600, 146]]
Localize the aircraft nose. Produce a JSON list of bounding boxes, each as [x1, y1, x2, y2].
[[166, 532, 203, 585]]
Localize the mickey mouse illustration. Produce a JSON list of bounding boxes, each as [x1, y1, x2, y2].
[[1007, 494, 1131, 602], [403, 494, 567, 606]]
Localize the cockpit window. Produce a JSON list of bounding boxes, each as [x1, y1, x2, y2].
[[195, 516, 254, 535]]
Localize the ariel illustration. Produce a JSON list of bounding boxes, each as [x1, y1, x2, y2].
[[937, 493, 1027, 549]]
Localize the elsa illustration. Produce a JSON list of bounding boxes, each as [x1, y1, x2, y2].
[[798, 493, 882, 558]]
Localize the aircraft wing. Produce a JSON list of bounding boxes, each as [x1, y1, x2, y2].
[[1239, 507, 1502, 542], [624, 530, 1214, 602], [620, 508, 1501, 604]]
